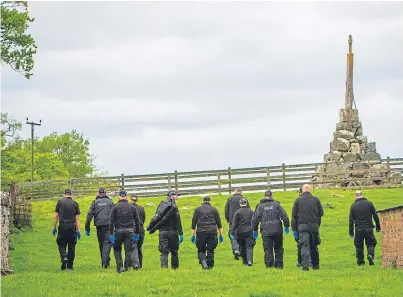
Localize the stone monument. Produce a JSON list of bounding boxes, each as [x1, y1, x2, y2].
[[312, 36, 397, 188]]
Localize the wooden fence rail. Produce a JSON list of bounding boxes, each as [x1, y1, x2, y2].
[[13, 157, 403, 200]]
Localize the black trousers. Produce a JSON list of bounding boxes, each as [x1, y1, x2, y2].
[[299, 231, 320, 269], [125, 234, 144, 269], [56, 223, 77, 269], [96, 225, 112, 266], [237, 232, 255, 265], [262, 234, 284, 268], [196, 232, 218, 268], [113, 229, 139, 270], [354, 228, 377, 264], [158, 230, 179, 269], [228, 226, 240, 255]]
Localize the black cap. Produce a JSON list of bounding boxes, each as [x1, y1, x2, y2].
[[99, 188, 106, 194], [167, 190, 180, 197], [264, 190, 272, 197], [64, 189, 72, 195], [203, 196, 211, 202], [131, 194, 138, 201], [239, 198, 248, 205], [119, 190, 127, 197]]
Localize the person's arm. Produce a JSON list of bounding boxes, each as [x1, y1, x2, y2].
[[292, 199, 299, 219], [75, 203, 81, 232], [176, 209, 183, 236], [53, 213, 59, 228], [224, 199, 230, 223], [85, 201, 95, 232], [109, 207, 116, 234], [133, 206, 140, 234], [279, 205, 290, 228], [230, 211, 238, 235], [371, 203, 381, 231], [251, 205, 260, 232], [215, 208, 223, 236], [191, 208, 198, 235], [349, 205, 355, 236], [140, 207, 146, 224], [317, 198, 324, 226]]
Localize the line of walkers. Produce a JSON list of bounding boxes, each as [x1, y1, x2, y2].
[[51, 184, 381, 272]]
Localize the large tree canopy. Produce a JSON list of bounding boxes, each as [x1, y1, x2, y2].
[[1, 1, 37, 78]]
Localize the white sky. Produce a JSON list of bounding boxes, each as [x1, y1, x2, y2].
[[2, 1, 403, 176]]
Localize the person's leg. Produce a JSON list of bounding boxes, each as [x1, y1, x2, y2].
[[196, 233, 208, 269], [124, 231, 139, 269], [299, 231, 311, 270], [245, 235, 255, 266], [228, 227, 240, 259], [309, 232, 320, 269], [365, 229, 377, 266], [354, 230, 365, 265], [113, 232, 125, 272], [56, 226, 68, 270], [158, 231, 170, 269], [237, 233, 247, 265], [169, 231, 180, 269], [101, 226, 112, 268], [137, 235, 144, 268], [273, 233, 284, 269], [263, 235, 274, 268], [66, 228, 77, 270], [206, 233, 218, 269]]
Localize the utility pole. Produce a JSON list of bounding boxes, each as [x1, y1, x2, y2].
[[26, 118, 42, 184]]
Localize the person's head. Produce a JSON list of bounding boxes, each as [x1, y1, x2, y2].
[[131, 194, 139, 204], [98, 188, 106, 197], [239, 197, 248, 207], [264, 190, 273, 199], [203, 196, 211, 204], [235, 188, 242, 195], [167, 190, 180, 201], [302, 184, 312, 193], [64, 189, 72, 198], [119, 190, 127, 200], [355, 190, 364, 200]]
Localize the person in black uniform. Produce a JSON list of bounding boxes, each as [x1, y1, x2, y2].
[[124, 194, 146, 269], [349, 190, 381, 266], [292, 184, 324, 271], [292, 187, 303, 267], [85, 188, 115, 268], [190, 196, 224, 270], [252, 190, 290, 269], [224, 188, 249, 260], [230, 197, 255, 266], [109, 190, 141, 273], [52, 189, 81, 270], [147, 190, 183, 269]]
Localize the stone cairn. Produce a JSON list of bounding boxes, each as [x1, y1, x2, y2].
[[312, 36, 400, 188]]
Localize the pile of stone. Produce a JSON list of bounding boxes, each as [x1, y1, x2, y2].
[[312, 108, 399, 188]]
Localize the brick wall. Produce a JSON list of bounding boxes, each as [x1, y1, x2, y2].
[[379, 207, 403, 269]]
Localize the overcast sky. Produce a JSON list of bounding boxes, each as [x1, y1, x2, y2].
[[2, 1, 403, 176]]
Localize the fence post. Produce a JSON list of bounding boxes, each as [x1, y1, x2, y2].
[[282, 163, 286, 191], [174, 170, 178, 192], [120, 173, 125, 189], [386, 156, 391, 183], [217, 173, 222, 195], [168, 175, 172, 190], [266, 168, 271, 186], [228, 167, 232, 194]]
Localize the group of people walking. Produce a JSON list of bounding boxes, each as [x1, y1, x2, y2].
[[52, 184, 381, 272]]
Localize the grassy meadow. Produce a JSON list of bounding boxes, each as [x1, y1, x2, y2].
[[2, 188, 403, 297]]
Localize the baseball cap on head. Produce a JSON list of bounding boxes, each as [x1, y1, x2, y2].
[[119, 190, 127, 197], [64, 189, 72, 195], [264, 190, 273, 197], [239, 197, 248, 205], [131, 194, 138, 201], [99, 188, 106, 194], [203, 196, 211, 202], [167, 190, 180, 197]]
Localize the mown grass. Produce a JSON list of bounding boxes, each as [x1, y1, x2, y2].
[[2, 188, 403, 297]]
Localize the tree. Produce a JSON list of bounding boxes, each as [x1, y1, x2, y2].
[[1, 112, 22, 148], [38, 130, 96, 178], [1, 1, 37, 79]]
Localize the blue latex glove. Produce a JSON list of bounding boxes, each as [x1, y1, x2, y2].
[[52, 227, 57, 236], [253, 231, 258, 240], [86, 230, 90, 236], [179, 234, 184, 243], [229, 234, 235, 240], [293, 231, 299, 240], [191, 235, 196, 244], [350, 234, 355, 238], [219, 235, 224, 243], [284, 227, 290, 235], [376, 229, 381, 233], [109, 234, 116, 244], [133, 234, 140, 241], [77, 231, 81, 240]]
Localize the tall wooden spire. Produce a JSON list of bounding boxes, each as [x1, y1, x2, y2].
[[345, 35, 355, 109]]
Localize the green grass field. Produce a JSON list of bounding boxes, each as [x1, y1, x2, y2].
[[2, 188, 403, 297]]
